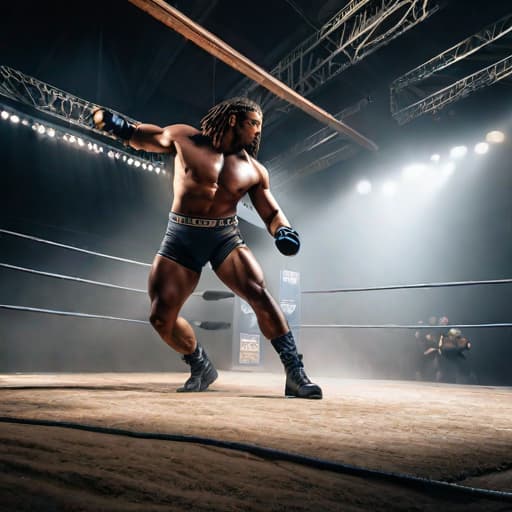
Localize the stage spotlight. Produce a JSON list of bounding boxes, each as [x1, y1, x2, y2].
[[127, 158, 134, 165], [474, 142, 489, 155], [382, 181, 397, 196], [10, 115, 20, 124], [37, 124, 46, 134], [134, 160, 141, 167], [1, 110, 9, 120], [107, 150, 115, 158], [402, 164, 427, 181], [77, 137, 84, 146], [148, 164, 154, 171], [356, 179, 372, 194], [155, 167, 162, 174], [449, 145, 467, 159], [486, 130, 505, 144], [68, 135, 76, 143], [47, 128, 56, 137]]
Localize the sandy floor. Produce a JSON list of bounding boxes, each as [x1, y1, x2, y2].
[[0, 372, 511, 511]]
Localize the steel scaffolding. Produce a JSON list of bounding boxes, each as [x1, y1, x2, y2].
[[391, 13, 512, 124], [233, 0, 438, 126], [0, 65, 165, 166]]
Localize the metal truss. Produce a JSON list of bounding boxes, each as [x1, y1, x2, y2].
[[234, 0, 438, 125], [392, 55, 512, 125], [272, 143, 360, 191], [267, 97, 370, 175], [391, 14, 512, 124], [0, 65, 164, 165]]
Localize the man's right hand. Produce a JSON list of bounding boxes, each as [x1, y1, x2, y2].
[[91, 108, 135, 141]]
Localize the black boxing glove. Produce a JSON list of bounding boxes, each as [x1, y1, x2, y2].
[[274, 226, 300, 256], [92, 108, 135, 140]]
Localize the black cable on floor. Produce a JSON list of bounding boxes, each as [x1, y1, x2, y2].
[[0, 416, 511, 502]]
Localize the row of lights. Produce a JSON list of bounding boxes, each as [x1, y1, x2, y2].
[[356, 130, 506, 196], [1, 109, 166, 176]]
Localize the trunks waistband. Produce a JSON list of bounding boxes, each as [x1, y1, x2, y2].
[[169, 212, 238, 228]]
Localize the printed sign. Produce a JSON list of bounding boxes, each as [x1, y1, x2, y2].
[[239, 333, 260, 364]]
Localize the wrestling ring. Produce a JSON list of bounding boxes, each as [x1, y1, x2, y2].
[[1, 227, 511, 511]]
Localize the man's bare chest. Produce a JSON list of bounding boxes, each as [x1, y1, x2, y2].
[[177, 142, 259, 192]]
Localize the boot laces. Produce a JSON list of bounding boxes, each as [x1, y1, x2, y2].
[[289, 366, 311, 385]]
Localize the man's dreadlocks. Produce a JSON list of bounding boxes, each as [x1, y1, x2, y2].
[[200, 97, 262, 158]]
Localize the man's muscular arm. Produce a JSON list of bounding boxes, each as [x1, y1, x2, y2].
[[91, 108, 195, 153], [248, 160, 300, 256]]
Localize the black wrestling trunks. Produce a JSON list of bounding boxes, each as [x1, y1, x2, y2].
[[157, 212, 245, 273]]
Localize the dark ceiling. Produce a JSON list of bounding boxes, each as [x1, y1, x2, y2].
[[1, 0, 511, 179]]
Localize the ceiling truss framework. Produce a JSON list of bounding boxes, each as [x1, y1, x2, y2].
[[391, 13, 512, 125], [0, 65, 164, 166], [267, 97, 370, 190], [235, 0, 439, 126]]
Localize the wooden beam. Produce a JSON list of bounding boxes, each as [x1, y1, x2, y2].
[[127, 0, 378, 151]]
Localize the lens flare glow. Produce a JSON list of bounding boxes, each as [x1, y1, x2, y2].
[[474, 142, 489, 155], [356, 179, 372, 194]]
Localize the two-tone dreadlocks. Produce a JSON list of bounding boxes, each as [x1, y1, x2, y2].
[[200, 97, 262, 158]]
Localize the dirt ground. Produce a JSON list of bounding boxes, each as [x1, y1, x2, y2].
[[0, 371, 511, 511]]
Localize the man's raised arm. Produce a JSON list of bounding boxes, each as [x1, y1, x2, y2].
[[92, 108, 188, 153]]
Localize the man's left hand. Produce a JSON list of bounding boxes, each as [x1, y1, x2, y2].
[[274, 226, 300, 256]]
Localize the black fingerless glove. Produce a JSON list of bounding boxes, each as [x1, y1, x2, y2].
[[274, 226, 300, 256], [94, 109, 135, 140]]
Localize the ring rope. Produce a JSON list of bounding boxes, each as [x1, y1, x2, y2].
[[302, 278, 512, 294], [0, 262, 147, 294], [4, 229, 511, 295], [1, 304, 510, 330], [0, 416, 510, 502], [299, 323, 512, 329], [0, 304, 149, 325], [0, 262, 222, 299], [0, 229, 151, 267]]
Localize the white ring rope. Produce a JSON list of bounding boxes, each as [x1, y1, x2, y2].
[[0, 229, 151, 267], [0, 304, 149, 324], [0, 263, 147, 294]]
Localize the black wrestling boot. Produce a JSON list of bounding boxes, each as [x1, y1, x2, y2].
[[271, 332, 322, 399], [177, 342, 218, 392]]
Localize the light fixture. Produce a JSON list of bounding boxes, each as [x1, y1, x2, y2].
[[356, 179, 372, 195], [1, 105, 166, 177], [474, 142, 489, 155], [449, 145, 467, 159], [402, 164, 427, 181], [485, 130, 505, 144]]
